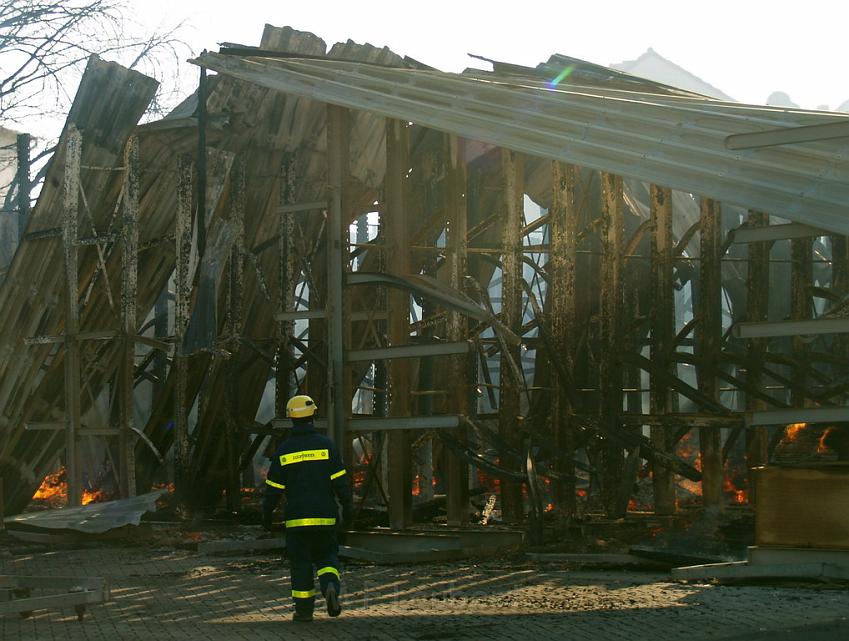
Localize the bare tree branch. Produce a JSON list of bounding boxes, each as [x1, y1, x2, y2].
[[0, 0, 190, 128]]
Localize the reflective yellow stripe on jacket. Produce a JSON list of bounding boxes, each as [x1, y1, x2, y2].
[[265, 478, 285, 490], [330, 469, 346, 480], [280, 449, 329, 466], [292, 589, 317, 599], [285, 517, 336, 528]]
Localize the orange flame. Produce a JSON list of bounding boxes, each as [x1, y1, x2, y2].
[[82, 488, 106, 505], [33, 469, 68, 502], [784, 422, 808, 442], [818, 428, 835, 454], [33, 468, 110, 505]]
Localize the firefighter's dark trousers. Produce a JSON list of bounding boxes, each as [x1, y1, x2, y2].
[[285, 525, 341, 615]]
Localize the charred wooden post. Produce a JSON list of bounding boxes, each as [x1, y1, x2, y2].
[[327, 105, 349, 448], [790, 235, 813, 408], [276, 155, 297, 421], [153, 291, 168, 405], [385, 118, 412, 529], [832, 235, 849, 402], [225, 156, 246, 510], [649, 185, 676, 514], [598, 172, 625, 516], [445, 134, 470, 526], [499, 148, 525, 523], [196, 66, 208, 260], [174, 154, 193, 500], [697, 197, 723, 508], [745, 211, 770, 495], [550, 161, 579, 519], [63, 126, 83, 507], [15, 133, 31, 240], [119, 135, 139, 498]]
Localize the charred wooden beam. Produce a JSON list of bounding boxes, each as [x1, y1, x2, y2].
[[445, 134, 470, 526], [791, 235, 813, 408], [385, 118, 412, 530], [599, 172, 625, 517], [649, 185, 675, 515], [225, 156, 246, 510], [174, 154, 193, 502], [15, 133, 31, 240], [498, 148, 525, 523], [832, 235, 849, 404], [696, 197, 723, 508], [276, 155, 298, 421], [119, 135, 139, 498], [550, 161, 579, 519], [327, 105, 348, 447], [745, 211, 770, 498], [63, 126, 83, 507]]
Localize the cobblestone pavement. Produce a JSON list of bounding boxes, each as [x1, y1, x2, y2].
[[2, 540, 848, 640]]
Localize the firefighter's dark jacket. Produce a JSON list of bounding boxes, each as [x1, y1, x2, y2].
[[262, 421, 353, 528]]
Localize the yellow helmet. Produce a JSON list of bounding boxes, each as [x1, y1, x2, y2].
[[286, 395, 317, 419]]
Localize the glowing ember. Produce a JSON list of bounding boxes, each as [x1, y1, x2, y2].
[[627, 498, 638, 511], [544, 503, 554, 512], [576, 488, 587, 498], [734, 489, 747, 505]]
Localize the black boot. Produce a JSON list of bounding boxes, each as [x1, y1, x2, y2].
[[325, 584, 342, 617], [292, 610, 313, 623]]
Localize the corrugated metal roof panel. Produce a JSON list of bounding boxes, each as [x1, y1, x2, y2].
[[192, 52, 849, 235]]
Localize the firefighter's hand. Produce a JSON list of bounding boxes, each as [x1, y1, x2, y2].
[[262, 510, 274, 532]]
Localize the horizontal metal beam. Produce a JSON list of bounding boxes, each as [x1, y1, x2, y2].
[[733, 317, 849, 339], [270, 415, 461, 431], [726, 121, 849, 150], [274, 309, 326, 321], [346, 341, 471, 363], [347, 415, 461, 431], [24, 330, 120, 346], [24, 422, 65, 431], [745, 406, 849, 427], [620, 412, 742, 428], [24, 423, 120, 436], [76, 233, 117, 246], [133, 335, 173, 353], [277, 201, 326, 214], [730, 222, 830, 244]]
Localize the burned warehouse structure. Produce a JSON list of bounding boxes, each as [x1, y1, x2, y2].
[[1, 23, 849, 587]]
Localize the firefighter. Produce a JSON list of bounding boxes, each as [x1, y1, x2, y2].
[[262, 394, 353, 623]]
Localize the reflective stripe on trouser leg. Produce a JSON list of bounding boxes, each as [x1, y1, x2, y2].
[[314, 527, 341, 597], [317, 565, 341, 596], [287, 529, 316, 614]]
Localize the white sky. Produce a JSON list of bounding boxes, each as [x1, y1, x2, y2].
[[144, 0, 849, 110]]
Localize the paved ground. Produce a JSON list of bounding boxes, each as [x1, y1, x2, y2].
[[2, 535, 848, 641]]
